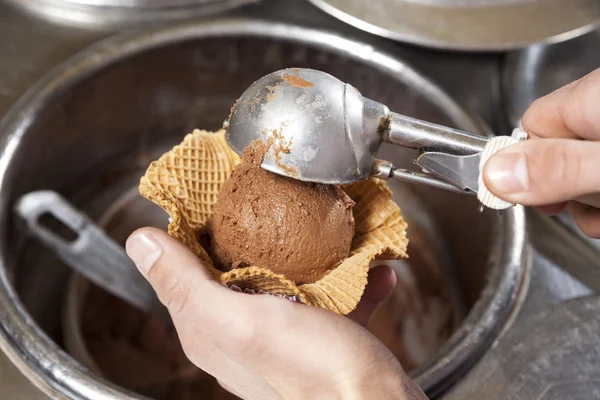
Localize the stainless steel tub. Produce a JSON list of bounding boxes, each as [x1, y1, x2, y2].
[[0, 20, 529, 399]]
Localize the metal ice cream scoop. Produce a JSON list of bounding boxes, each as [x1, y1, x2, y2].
[[226, 68, 600, 210]]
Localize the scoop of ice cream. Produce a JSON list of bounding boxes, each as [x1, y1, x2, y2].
[[207, 143, 355, 284]]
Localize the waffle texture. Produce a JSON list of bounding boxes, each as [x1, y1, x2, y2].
[[140, 129, 408, 314]]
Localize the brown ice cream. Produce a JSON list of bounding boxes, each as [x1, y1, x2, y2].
[[206, 141, 355, 284]]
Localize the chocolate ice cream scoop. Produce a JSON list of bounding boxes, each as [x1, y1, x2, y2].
[[207, 142, 355, 284]]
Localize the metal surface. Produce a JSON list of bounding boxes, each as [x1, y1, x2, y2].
[[441, 210, 600, 399], [527, 209, 600, 293], [227, 67, 487, 189], [226, 67, 384, 184], [6, 0, 258, 27], [446, 296, 600, 399], [14, 191, 165, 319], [40, 0, 250, 6], [374, 161, 470, 196], [306, 0, 600, 51], [387, 112, 486, 154], [0, 0, 505, 129], [0, 19, 528, 399]]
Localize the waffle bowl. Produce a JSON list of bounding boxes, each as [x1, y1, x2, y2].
[[139, 129, 408, 315]]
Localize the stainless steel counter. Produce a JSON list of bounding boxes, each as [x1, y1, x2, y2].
[[0, 0, 596, 398]]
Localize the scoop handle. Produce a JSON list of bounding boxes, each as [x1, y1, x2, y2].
[[385, 111, 487, 155], [372, 159, 473, 196]]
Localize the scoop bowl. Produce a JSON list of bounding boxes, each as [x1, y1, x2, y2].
[[226, 68, 388, 184]]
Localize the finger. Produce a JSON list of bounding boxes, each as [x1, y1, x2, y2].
[[125, 228, 301, 363], [537, 202, 568, 216], [125, 227, 279, 382], [125, 228, 250, 367], [125, 227, 260, 339], [482, 138, 600, 206], [568, 202, 600, 238], [521, 81, 579, 139], [522, 68, 600, 140], [347, 265, 396, 327]]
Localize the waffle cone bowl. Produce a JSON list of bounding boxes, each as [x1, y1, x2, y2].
[[139, 129, 408, 315]]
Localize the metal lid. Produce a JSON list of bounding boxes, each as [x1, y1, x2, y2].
[[55, 0, 249, 6], [306, 0, 600, 51], [6, 0, 258, 27]]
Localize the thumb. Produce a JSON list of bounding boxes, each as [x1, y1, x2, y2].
[[124, 228, 267, 386], [483, 138, 600, 206]]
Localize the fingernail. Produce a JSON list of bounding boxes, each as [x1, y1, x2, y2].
[[126, 232, 163, 276], [485, 152, 530, 193]]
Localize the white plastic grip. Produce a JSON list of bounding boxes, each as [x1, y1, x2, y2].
[[477, 128, 528, 210]]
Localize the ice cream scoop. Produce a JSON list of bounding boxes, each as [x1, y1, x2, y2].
[[226, 68, 600, 210], [226, 68, 486, 190]]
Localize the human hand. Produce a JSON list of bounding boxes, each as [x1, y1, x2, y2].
[[483, 67, 600, 238], [125, 228, 428, 400]]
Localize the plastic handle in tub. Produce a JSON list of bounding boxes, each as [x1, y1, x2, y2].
[[14, 190, 170, 322]]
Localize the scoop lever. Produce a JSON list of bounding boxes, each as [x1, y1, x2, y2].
[[415, 152, 481, 195]]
